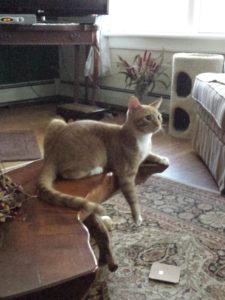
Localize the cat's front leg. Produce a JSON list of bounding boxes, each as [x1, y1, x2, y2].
[[145, 153, 169, 166], [118, 176, 142, 226]]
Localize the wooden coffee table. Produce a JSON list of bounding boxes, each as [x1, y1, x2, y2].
[[0, 160, 167, 299], [0, 161, 100, 300]]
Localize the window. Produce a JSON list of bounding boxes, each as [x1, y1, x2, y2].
[[107, 0, 225, 36], [198, 0, 225, 34]]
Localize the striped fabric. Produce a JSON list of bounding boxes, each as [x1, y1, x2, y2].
[[192, 73, 225, 193], [192, 73, 225, 130]]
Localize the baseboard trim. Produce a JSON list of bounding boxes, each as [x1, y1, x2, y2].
[[0, 79, 55, 90], [0, 95, 71, 108], [60, 80, 170, 100]]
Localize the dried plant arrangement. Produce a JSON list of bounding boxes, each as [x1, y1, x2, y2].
[[117, 50, 170, 101], [0, 169, 27, 223]]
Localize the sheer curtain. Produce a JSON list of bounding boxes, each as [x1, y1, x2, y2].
[[84, 15, 112, 79]]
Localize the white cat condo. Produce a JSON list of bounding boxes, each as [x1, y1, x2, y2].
[[169, 53, 224, 139]]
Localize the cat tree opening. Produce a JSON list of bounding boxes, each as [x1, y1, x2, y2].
[[173, 107, 190, 131], [176, 71, 192, 97]]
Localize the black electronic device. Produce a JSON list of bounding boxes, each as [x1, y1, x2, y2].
[[0, 0, 109, 19], [0, 14, 37, 24]]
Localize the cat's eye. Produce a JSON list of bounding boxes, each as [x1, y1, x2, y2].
[[145, 115, 152, 121]]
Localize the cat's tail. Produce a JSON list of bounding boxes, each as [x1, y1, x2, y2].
[[37, 164, 104, 215]]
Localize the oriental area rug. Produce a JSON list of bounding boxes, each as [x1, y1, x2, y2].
[[0, 130, 41, 162], [86, 175, 225, 300]]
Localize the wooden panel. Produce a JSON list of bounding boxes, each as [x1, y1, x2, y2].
[[0, 24, 97, 45]]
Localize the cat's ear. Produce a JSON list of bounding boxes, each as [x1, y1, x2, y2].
[[128, 96, 141, 111], [150, 97, 162, 109]]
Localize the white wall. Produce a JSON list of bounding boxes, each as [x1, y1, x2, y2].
[[59, 45, 172, 113], [97, 48, 172, 114], [58, 34, 225, 114], [0, 80, 58, 105], [1, 33, 224, 113]]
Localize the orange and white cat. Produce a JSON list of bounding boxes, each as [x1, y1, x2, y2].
[[38, 96, 169, 225]]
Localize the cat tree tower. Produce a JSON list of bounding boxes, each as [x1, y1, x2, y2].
[[169, 53, 224, 139]]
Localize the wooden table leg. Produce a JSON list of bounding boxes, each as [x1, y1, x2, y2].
[[91, 35, 99, 105], [74, 45, 80, 102]]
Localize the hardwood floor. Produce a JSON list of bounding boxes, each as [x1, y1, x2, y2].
[[0, 101, 218, 193], [152, 129, 218, 192]]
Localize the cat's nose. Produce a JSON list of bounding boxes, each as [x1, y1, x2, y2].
[[153, 119, 160, 128]]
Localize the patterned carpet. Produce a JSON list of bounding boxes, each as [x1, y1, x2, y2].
[[86, 175, 225, 300]]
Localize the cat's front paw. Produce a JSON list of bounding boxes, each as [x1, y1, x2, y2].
[[134, 215, 143, 226], [159, 156, 169, 166]]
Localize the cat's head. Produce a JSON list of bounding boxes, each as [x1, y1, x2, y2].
[[126, 96, 163, 134]]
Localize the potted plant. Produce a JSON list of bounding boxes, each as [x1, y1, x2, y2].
[[117, 50, 170, 101]]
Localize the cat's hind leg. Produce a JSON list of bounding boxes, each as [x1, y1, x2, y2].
[[84, 213, 118, 272], [101, 215, 114, 231]]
